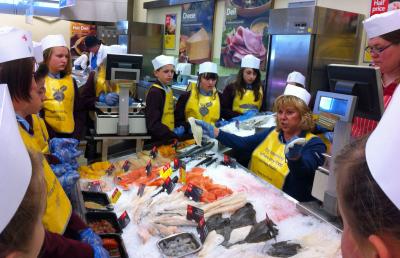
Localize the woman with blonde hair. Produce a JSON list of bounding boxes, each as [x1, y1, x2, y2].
[[196, 85, 326, 201]]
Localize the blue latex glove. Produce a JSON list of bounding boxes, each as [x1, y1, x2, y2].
[[57, 169, 80, 194], [79, 228, 110, 258], [54, 147, 82, 164], [285, 136, 306, 160], [173, 126, 185, 137], [195, 120, 215, 138], [105, 93, 119, 106], [231, 109, 258, 122], [50, 138, 79, 153], [51, 163, 76, 177], [98, 93, 106, 103], [324, 132, 334, 143], [215, 120, 230, 128]]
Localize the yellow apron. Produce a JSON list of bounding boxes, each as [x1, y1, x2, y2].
[[184, 86, 220, 126], [18, 125, 72, 234], [43, 75, 75, 134], [232, 88, 263, 114], [151, 84, 175, 130], [31, 114, 50, 154], [95, 64, 120, 97], [250, 130, 316, 189]]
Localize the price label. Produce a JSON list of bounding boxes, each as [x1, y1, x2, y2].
[[145, 160, 152, 177], [160, 163, 173, 179], [184, 183, 203, 202], [111, 188, 122, 203], [197, 216, 209, 243], [163, 176, 178, 194], [150, 146, 158, 159], [118, 211, 131, 229], [179, 163, 186, 184], [106, 164, 116, 175], [173, 158, 180, 170], [172, 139, 178, 150], [122, 160, 131, 172], [186, 205, 204, 222], [137, 183, 146, 197], [87, 180, 102, 192]]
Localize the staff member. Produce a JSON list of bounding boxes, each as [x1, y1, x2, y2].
[[175, 61, 222, 134], [0, 28, 109, 258], [336, 87, 400, 258], [221, 54, 266, 119], [146, 55, 181, 142], [352, 10, 400, 137], [196, 86, 326, 201], [84, 35, 125, 99], [0, 85, 46, 258]]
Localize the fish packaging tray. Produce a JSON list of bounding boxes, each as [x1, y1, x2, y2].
[[82, 191, 113, 211], [100, 233, 129, 258], [157, 232, 202, 258], [86, 211, 123, 234]]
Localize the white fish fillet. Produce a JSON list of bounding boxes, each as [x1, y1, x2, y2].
[[228, 225, 252, 244], [199, 230, 225, 258], [188, 117, 203, 146]]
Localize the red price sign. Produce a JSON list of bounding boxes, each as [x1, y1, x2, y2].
[[370, 0, 389, 16]]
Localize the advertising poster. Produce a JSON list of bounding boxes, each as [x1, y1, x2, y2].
[[179, 0, 215, 64], [70, 22, 96, 58], [60, 0, 76, 8], [365, 0, 400, 61], [165, 14, 177, 50], [221, 0, 274, 70]]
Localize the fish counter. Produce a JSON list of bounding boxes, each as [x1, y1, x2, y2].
[[75, 140, 342, 258]]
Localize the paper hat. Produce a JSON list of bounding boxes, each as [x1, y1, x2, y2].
[[363, 10, 400, 39], [0, 27, 33, 64], [366, 86, 400, 209], [32, 41, 43, 64], [287, 71, 306, 87], [284, 84, 311, 105], [0, 84, 32, 233], [241, 54, 260, 69], [199, 62, 218, 74], [152, 55, 175, 70], [41, 34, 67, 52]]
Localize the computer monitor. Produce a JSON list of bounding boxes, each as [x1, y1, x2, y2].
[[313, 91, 357, 123], [327, 64, 384, 121], [105, 53, 143, 82]]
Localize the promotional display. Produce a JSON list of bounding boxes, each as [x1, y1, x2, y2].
[[70, 22, 97, 57], [221, 0, 273, 69], [179, 0, 215, 64], [164, 14, 177, 50]]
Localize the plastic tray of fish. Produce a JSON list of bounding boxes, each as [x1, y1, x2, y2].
[[157, 232, 202, 257]]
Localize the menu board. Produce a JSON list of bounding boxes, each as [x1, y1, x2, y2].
[[221, 0, 273, 70], [179, 0, 215, 64]]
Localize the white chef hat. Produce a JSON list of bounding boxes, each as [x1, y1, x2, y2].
[[152, 55, 175, 70], [0, 27, 33, 64], [32, 41, 43, 64], [283, 84, 311, 105], [363, 10, 400, 39], [286, 71, 306, 87], [199, 61, 218, 74], [41, 34, 67, 52], [366, 86, 400, 210], [241, 54, 260, 70], [0, 84, 32, 233]]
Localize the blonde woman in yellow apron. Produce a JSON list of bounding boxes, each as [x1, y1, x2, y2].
[[145, 55, 182, 142], [221, 54, 265, 120], [195, 85, 327, 202], [175, 61, 223, 133]]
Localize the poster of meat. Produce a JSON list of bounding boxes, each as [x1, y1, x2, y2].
[[179, 1, 215, 64], [221, 0, 274, 70], [70, 22, 96, 58]]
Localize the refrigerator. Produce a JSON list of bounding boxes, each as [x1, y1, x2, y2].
[[266, 6, 364, 109]]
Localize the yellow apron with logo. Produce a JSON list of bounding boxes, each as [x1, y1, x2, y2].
[[31, 114, 50, 154], [232, 88, 263, 114], [151, 84, 175, 130], [95, 64, 120, 97], [250, 130, 316, 189], [18, 125, 72, 234], [184, 86, 220, 126], [43, 75, 75, 134]]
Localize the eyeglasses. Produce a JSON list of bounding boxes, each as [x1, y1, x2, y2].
[[365, 44, 393, 55]]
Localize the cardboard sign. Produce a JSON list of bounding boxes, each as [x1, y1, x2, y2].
[[118, 211, 131, 229], [186, 205, 204, 222], [160, 163, 173, 179], [111, 188, 122, 203], [184, 183, 203, 202], [197, 216, 209, 243]]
